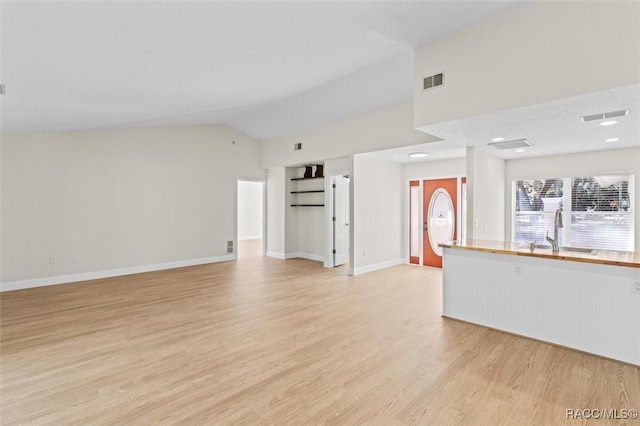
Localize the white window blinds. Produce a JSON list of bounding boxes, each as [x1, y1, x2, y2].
[[513, 175, 634, 251]]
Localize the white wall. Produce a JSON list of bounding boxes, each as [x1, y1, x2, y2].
[[237, 181, 263, 240], [297, 205, 324, 260], [266, 165, 325, 261], [1, 125, 265, 286], [261, 103, 435, 269], [261, 101, 438, 169], [324, 156, 351, 177], [505, 147, 640, 248], [414, 1, 640, 129], [466, 146, 505, 241], [403, 157, 466, 181], [266, 167, 286, 258], [351, 156, 404, 275], [291, 166, 324, 260], [284, 167, 300, 257]]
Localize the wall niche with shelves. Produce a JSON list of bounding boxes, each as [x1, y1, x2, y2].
[[290, 164, 324, 207]]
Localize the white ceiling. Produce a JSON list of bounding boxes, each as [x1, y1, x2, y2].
[[361, 84, 640, 164], [0, 0, 522, 138], [420, 84, 640, 161], [360, 140, 466, 164], [3, 1, 636, 165]]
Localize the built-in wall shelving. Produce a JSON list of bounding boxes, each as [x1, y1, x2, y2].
[[291, 177, 324, 181], [290, 165, 324, 207]]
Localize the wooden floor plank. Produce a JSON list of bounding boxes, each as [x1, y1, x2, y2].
[[2, 240, 639, 425]]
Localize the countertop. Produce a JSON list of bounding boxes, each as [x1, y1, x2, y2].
[[439, 239, 640, 268]]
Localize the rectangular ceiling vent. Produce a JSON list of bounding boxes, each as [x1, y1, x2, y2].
[[423, 72, 444, 91], [580, 109, 629, 122], [488, 138, 532, 150]]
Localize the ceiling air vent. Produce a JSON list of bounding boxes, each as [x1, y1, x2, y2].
[[604, 109, 629, 119], [488, 138, 532, 150], [580, 109, 629, 122], [423, 72, 444, 91]]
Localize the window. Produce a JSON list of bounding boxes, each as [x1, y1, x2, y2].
[[513, 175, 634, 251]]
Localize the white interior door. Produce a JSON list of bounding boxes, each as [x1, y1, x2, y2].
[[333, 175, 349, 266]]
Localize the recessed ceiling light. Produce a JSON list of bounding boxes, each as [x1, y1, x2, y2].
[[514, 148, 525, 153], [599, 120, 618, 126], [492, 137, 504, 142], [409, 152, 429, 158], [605, 138, 619, 143]]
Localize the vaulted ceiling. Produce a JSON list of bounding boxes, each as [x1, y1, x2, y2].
[[0, 1, 522, 138]]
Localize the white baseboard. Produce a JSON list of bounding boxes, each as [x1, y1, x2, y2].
[[266, 251, 285, 259], [0, 255, 237, 292], [265, 252, 324, 262], [295, 252, 325, 262], [349, 258, 404, 276]]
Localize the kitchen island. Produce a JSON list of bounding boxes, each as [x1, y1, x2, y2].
[[439, 239, 640, 365]]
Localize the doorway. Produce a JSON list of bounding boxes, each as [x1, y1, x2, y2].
[[423, 178, 457, 268], [237, 180, 265, 259], [333, 174, 350, 267], [325, 173, 350, 268], [408, 177, 464, 268]]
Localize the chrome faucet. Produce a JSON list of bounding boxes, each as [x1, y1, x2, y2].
[[545, 209, 563, 253]]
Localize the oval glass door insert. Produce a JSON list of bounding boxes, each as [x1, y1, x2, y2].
[[428, 188, 455, 256]]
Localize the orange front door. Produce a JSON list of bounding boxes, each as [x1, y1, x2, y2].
[[423, 178, 457, 268]]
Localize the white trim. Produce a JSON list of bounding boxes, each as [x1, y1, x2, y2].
[[295, 252, 325, 262], [0, 255, 236, 292], [267, 251, 324, 262], [405, 175, 466, 266], [349, 258, 403, 276], [266, 251, 285, 259], [277, 252, 324, 262], [237, 178, 267, 257]]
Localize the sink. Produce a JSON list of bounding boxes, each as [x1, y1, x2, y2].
[[522, 243, 599, 256], [560, 246, 599, 255]]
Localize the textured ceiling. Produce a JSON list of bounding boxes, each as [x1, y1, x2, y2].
[[420, 84, 640, 161], [0, 0, 522, 138]]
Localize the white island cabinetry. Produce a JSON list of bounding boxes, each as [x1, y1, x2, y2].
[[441, 240, 640, 366]]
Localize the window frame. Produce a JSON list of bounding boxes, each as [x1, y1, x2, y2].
[[511, 174, 635, 251]]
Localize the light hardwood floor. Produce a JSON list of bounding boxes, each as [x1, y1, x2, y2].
[[2, 241, 639, 425]]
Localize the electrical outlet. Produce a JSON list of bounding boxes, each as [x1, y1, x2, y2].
[[633, 282, 640, 295], [49, 256, 56, 264], [513, 265, 522, 276]]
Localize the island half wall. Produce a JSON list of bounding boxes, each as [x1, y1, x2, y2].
[[440, 239, 640, 366]]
